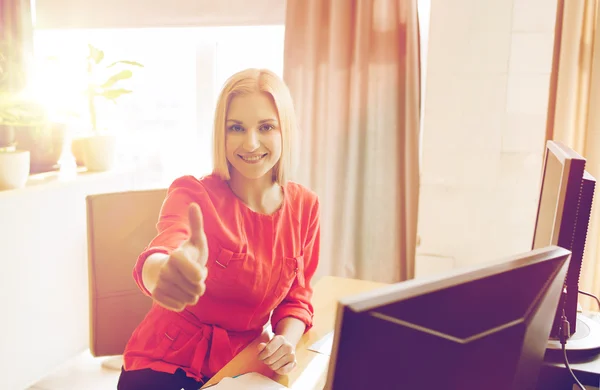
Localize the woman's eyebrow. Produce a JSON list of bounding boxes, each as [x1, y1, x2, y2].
[[226, 118, 278, 124]]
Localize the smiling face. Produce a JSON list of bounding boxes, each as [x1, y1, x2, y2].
[[225, 92, 283, 181], [212, 68, 297, 185]]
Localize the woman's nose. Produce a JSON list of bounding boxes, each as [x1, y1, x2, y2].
[[242, 129, 260, 151]]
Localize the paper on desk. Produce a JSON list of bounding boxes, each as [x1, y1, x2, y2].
[[307, 331, 334, 356], [203, 372, 286, 389]]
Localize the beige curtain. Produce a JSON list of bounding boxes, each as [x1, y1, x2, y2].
[[546, 0, 600, 309], [283, 0, 421, 283], [0, 0, 34, 92]]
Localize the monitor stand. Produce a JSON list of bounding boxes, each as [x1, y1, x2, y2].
[[545, 313, 600, 360]]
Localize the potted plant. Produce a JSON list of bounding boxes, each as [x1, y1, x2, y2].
[[0, 98, 50, 190], [0, 42, 67, 176], [75, 43, 143, 172], [0, 46, 48, 190]]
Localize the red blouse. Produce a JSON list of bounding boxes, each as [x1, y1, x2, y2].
[[122, 174, 320, 381]]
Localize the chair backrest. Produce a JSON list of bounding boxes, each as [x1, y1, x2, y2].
[[86, 188, 167, 357]]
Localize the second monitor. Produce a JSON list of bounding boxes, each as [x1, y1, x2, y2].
[[531, 140, 597, 347]]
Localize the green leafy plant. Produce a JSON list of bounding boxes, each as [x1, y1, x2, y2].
[[86, 43, 143, 132], [0, 43, 48, 149], [0, 98, 46, 127]]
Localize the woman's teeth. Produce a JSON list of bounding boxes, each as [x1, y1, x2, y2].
[[240, 154, 265, 162]]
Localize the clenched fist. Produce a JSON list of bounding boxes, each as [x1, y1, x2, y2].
[[151, 203, 209, 312], [258, 335, 297, 375]]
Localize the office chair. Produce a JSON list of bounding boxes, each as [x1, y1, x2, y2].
[[86, 188, 167, 369]]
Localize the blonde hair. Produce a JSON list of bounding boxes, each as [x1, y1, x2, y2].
[[212, 68, 298, 185]]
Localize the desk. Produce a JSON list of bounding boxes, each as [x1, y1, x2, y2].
[[201, 276, 388, 389]]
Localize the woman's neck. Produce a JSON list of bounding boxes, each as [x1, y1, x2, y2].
[[228, 170, 283, 215]]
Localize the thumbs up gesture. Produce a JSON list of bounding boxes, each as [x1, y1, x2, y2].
[[152, 203, 209, 312]]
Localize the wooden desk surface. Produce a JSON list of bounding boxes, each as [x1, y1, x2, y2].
[[201, 276, 388, 389]]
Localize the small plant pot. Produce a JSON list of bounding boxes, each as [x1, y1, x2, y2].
[[71, 136, 87, 166], [81, 134, 117, 172], [0, 150, 31, 190], [13, 123, 67, 173]]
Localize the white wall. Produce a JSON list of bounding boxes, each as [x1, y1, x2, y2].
[[416, 0, 558, 276], [0, 171, 138, 390]]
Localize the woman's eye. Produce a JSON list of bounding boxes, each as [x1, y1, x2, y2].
[[229, 125, 244, 132], [260, 124, 274, 132]]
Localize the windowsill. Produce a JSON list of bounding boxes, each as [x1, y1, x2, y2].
[[0, 164, 137, 197]]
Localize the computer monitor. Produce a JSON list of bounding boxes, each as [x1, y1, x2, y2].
[[531, 140, 595, 339], [325, 246, 571, 390]]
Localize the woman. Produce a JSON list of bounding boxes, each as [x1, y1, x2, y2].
[[117, 68, 320, 390]]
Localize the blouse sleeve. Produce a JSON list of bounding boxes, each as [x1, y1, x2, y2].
[[132, 176, 205, 296], [271, 196, 320, 332]]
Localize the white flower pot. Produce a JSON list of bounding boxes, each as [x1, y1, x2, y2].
[[0, 150, 31, 190], [81, 134, 118, 172]]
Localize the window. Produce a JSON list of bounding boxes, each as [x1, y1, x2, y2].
[[417, 0, 431, 169], [32, 25, 285, 187]]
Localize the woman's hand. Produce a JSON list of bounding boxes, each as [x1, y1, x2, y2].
[[151, 203, 209, 312], [257, 335, 297, 375]]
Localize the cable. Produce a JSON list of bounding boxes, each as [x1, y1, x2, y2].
[[561, 343, 586, 390], [559, 314, 586, 390], [578, 290, 600, 310]]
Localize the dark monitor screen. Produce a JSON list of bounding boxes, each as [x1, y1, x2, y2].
[[325, 246, 571, 390]]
